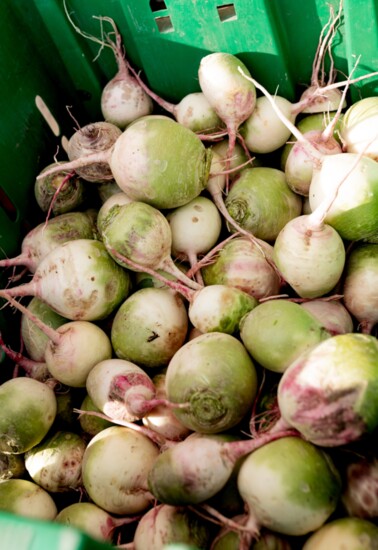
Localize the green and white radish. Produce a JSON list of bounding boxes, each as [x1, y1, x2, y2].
[[0, 377, 57, 454], [81, 425, 158, 515], [64, 10, 154, 129], [147, 432, 240, 505], [342, 243, 378, 334], [201, 236, 281, 301], [309, 152, 378, 241], [25, 431, 86, 492], [240, 299, 331, 373], [78, 394, 114, 436], [99, 18, 153, 128], [302, 517, 378, 549], [165, 332, 258, 433], [273, 213, 346, 299], [276, 333, 378, 446], [56, 502, 137, 543], [300, 299, 354, 335], [240, 95, 297, 154], [0, 239, 131, 321], [133, 504, 212, 550], [4, 293, 112, 387], [96, 191, 132, 236], [111, 287, 189, 368], [188, 284, 258, 335], [101, 200, 202, 291], [20, 297, 68, 362], [198, 52, 256, 179], [340, 96, 378, 160], [0, 210, 97, 273], [224, 167, 302, 241], [237, 437, 341, 538], [342, 456, 378, 519], [0, 479, 57, 520], [109, 115, 212, 208], [34, 162, 86, 215]]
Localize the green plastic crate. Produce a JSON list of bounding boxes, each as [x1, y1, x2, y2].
[[0, 511, 114, 550], [0, 0, 378, 547]]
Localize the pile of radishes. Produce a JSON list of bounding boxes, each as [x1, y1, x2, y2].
[[2, 7, 378, 550]]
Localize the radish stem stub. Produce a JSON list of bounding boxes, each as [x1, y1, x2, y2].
[[277, 333, 378, 446], [165, 332, 258, 433]]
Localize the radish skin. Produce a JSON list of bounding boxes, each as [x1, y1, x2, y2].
[[81, 425, 159, 515]]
